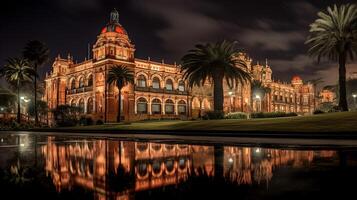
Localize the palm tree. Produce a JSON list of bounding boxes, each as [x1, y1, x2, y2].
[[23, 40, 49, 125], [0, 58, 34, 123], [181, 41, 251, 112], [107, 65, 134, 123], [306, 4, 357, 111]]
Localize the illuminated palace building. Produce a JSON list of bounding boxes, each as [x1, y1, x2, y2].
[[44, 10, 316, 122], [41, 138, 335, 199]]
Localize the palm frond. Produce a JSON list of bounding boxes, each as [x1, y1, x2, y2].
[[107, 65, 134, 90]]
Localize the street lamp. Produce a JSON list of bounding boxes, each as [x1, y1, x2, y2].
[[255, 95, 261, 112], [228, 91, 234, 113], [353, 94, 357, 108], [20, 96, 31, 121]]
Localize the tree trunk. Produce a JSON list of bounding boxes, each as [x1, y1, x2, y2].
[[213, 75, 224, 112], [214, 145, 224, 180], [34, 64, 38, 125], [117, 89, 121, 123], [338, 52, 348, 111], [17, 81, 21, 124], [199, 99, 202, 118], [240, 83, 244, 112]]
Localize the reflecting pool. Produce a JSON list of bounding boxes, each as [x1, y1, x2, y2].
[[0, 133, 356, 199]]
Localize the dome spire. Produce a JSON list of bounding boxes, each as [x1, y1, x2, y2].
[[110, 8, 119, 23]]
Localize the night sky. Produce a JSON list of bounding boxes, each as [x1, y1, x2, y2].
[[1, 0, 356, 87]]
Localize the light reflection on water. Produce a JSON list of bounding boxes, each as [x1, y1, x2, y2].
[[0, 134, 354, 200]]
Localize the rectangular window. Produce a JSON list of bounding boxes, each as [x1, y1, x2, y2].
[[153, 82, 160, 89], [166, 84, 173, 91], [178, 85, 185, 92], [152, 105, 161, 114], [137, 104, 147, 113], [178, 105, 186, 114], [138, 80, 146, 87], [165, 105, 174, 114]]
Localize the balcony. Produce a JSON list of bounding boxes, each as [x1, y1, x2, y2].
[[67, 86, 93, 95], [134, 86, 189, 95]]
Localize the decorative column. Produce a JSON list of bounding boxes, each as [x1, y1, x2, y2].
[[148, 97, 152, 115]]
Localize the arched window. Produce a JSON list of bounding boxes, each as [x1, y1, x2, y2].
[[178, 81, 185, 92], [165, 99, 175, 114], [87, 98, 93, 114], [166, 79, 173, 91], [87, 75, 93, 87], [152, 77, 160, 89], [178, 100, 187, 115], [151, 99, 161, 114], [79, 77, 85, 88], [70, 79, 76, 89], [79, 98, 85, 113], [70, 99, 76, 107], [137, 98, 148, 114], [137, 75, 147, 88]]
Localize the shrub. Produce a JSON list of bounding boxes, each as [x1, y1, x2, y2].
[[313, 110, 325, 115], [225, 112, 248, 119], [52, 105, 80, 127], [79, 116, 86, 126], [328, 105, 342, 113], [203, 111, 225, 120], [96, 119, 104, 125], [85, 117, 94, 125], [251, 112, 298, 119]]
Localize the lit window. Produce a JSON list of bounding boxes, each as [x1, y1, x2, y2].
[[166, 79, 173, 90], [137, 75, 146, 87], [71, 79, 76, 89], [87, 98, 93, 114], [151, 99, 161, 114], [137, 98, 147, 114], [178, 100, 186, 114], [79, 98, 85, 113], [152, 77, 160, 89], [178, 81, 185, 92], [79, 77, 84, 88], [165, 99, 174, 114]]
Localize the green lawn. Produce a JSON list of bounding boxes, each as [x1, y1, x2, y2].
[[61, 111, 357, 133]]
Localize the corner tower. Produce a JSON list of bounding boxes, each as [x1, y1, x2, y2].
[[93, 9, 135, 62]]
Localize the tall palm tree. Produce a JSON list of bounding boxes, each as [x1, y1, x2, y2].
[[23, 40, 49, 125], [107, 65, 134, 123], [306, 4, 357, 111], [181, 41, 251, 112], [0, 58, 34, 123]]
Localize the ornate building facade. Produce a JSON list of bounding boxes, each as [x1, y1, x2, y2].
[[43, 10, 316, 123], [251, 62, 316, 114]]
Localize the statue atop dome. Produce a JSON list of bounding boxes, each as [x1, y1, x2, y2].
[[110, 8, 119, 23]]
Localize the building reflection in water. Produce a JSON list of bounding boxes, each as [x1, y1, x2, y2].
[[41, 137, 336, 199]]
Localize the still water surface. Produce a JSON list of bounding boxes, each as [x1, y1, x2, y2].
[[0, 133, 357, 200]]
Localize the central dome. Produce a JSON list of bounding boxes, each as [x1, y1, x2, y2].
[[100, 9, 127, 35]]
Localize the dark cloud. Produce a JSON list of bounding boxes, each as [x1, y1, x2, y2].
[[1, 0, 357, 87]]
